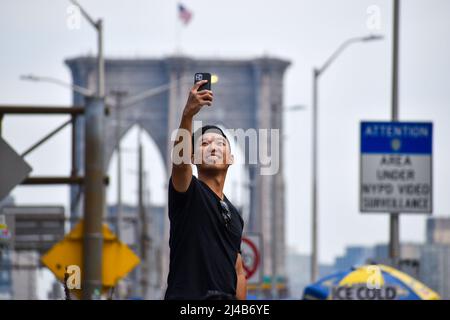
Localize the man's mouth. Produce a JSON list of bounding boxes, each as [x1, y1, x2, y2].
[[205, 154, 223, 163], [207, 152, 222, 158]]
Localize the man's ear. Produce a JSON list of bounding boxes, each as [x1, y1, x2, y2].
[[228, 154, 234, 165]]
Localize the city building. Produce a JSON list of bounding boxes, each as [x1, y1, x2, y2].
[[420, 216, 450, 299], [285, 247, 334, 299], [0, 196, 13, 299], [427, 216, 450, 245], [333, 246, 374, 271], [11, 251, 39, 300], [420, 244, 450, 299], [0, 250, 12, 299]]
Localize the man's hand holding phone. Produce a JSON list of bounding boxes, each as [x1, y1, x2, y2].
[[183, 79, 213, 118], [172, 75, 213, 192]]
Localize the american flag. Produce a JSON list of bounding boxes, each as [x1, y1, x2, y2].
[[178, 3, 193, 25]]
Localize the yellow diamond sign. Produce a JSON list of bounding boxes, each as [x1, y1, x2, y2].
[[41, 220, 140, 293]]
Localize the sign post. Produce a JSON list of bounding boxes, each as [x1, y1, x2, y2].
[[41, 219, 140, 299], [360, 121, 432, 267]]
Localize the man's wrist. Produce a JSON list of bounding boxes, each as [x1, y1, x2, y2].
[[182, 107, 194, 119]]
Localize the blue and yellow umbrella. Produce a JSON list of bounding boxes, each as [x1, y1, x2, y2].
[[303, 264, 440, 300]]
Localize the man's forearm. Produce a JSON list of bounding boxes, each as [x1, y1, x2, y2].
[[173, 113, 193, 163], [171, 113, 194, 192]]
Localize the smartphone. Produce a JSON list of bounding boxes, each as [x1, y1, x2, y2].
[[194, 73, 211, 91]]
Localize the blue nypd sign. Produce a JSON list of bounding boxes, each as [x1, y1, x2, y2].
[[361, 122, 432, 154], [360, 122, 432, 213]]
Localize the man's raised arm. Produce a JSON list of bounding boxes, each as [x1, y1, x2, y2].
[[171, 79, 213, 192]]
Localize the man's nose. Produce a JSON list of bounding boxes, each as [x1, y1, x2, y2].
[[208, 143, 217, 152]]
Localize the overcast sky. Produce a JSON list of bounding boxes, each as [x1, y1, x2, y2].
[[1, 0, 450, 291]]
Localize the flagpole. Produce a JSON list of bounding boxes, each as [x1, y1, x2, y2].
[[175, 7, 182, 54], [175, 3, 193, 54]]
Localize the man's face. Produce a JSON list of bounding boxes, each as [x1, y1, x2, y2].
[[193, 132, 233, 171]]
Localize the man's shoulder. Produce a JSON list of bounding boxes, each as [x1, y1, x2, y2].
[[170, 174, 198, 184], [169, 174, 199, 193], [168, 175, 200, 215]]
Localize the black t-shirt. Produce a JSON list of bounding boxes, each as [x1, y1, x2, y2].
[[164, 175, 244, 300]]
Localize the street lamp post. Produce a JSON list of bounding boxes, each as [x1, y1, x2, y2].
[[310, 34, 383, 283], [69, 0, 105, 300], [70, 0, 104, 96], [20, 75, 95, 97], [390, 0, 401, 268], [270, 105, 307, 299]]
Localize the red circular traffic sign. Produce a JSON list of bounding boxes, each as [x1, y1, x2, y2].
[[241, 237, 260, 279]]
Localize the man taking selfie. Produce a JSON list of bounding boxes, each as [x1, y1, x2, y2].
[[164, 78, 247, 300]]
